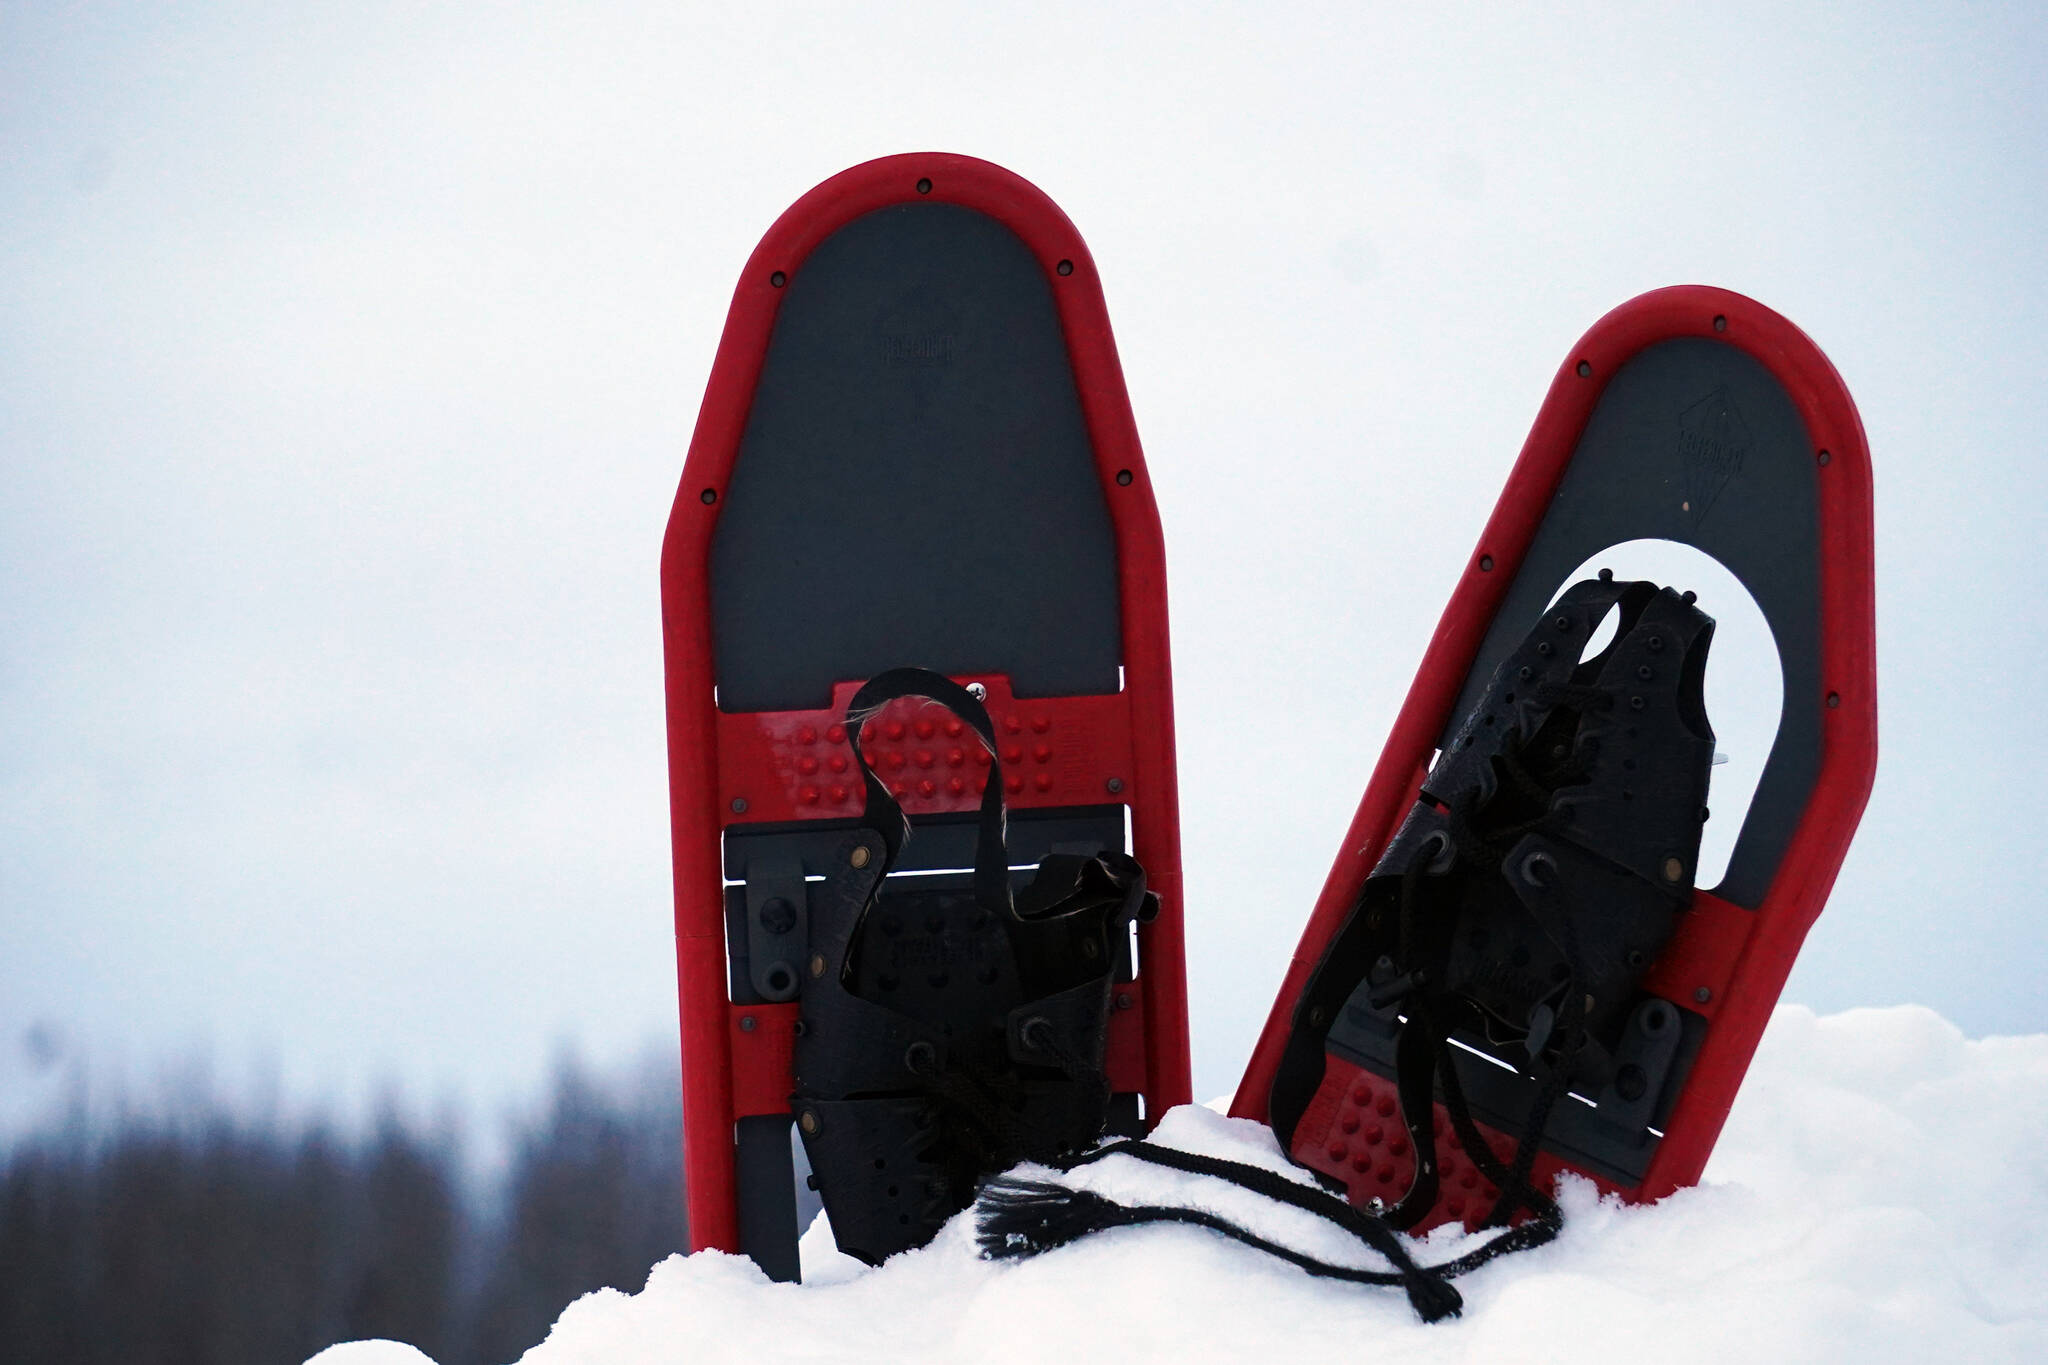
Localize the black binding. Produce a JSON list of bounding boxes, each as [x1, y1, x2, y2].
[[792, 667, 1158, 1265]]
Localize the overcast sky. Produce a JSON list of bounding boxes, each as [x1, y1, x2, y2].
[[3, 2, 2043, 1148]]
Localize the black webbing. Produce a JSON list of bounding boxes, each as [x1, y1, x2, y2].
[[843, 666, 1010, 913]]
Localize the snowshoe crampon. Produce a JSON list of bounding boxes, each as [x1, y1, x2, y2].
[[661, 154, 1190, 1278], [1236, 286, 1876, 1233]]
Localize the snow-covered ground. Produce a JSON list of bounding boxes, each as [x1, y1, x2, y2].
[[310, 1004, 2048, 1364]]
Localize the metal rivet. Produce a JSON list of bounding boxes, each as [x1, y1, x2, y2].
[[1576, 360, 1592, 378], [1712, 314, 1727, 333], [808, 952, 827, 978], [1309, 1005, 1329, 1027], [1826, 691, 1841, 708], [1818, 450, 1832, 467], [1115, 469, 1133, 486], [1694, 986, 1712, 1004], [915, 177, 932, 194], [849, 845, 871, 869], [770, 270, 787, 288], [1554, 615, 1571, 631], [798, 1110, 819, 1134], [1106, 777, 1124, 794], [1056, 259, 1074, 276], [1662, 856, 1684, 882], [1479, 554, 1494, 572], [1599, 567, 1614, 581], [730, 797, 748, 814], [739, 1015, 756, 1032], [1115, 992, 1134, 1010], [700, 488, 717, 505]]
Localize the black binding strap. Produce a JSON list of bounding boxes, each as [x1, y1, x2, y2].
[[844, 667, 1011, 913]]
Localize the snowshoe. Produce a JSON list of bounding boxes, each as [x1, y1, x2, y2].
[[660, 154, 1191, 1279], [1236, 286, 1876, 1234]]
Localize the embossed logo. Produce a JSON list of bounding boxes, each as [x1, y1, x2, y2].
[[880, 332, 954, 367], [1677, 387, 1752, 525]]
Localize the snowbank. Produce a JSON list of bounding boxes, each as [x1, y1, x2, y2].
[[310, 1005, 2048, 1364]]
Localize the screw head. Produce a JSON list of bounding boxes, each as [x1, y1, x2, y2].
[[966, 682, 987, 700]]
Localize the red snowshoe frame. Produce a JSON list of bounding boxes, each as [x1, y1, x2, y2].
[[662, 154, 1191, 1270], [1233, 287, 1876, 1225]]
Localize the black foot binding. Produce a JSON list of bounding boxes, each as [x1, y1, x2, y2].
[[1271, 577, 1716, 1231], [793, 668, 1157, 1264]]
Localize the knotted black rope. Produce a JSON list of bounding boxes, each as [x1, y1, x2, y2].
[[975, 1135, 1582, 1322]]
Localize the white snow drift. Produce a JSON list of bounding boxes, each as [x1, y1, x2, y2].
[[310, 1004, 2048, 1364]]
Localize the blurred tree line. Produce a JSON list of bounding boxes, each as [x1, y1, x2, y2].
[[0, 1054, 685, 1365]]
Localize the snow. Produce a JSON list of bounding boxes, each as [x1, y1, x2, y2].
[[311, 1005, 2048, 1364]]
